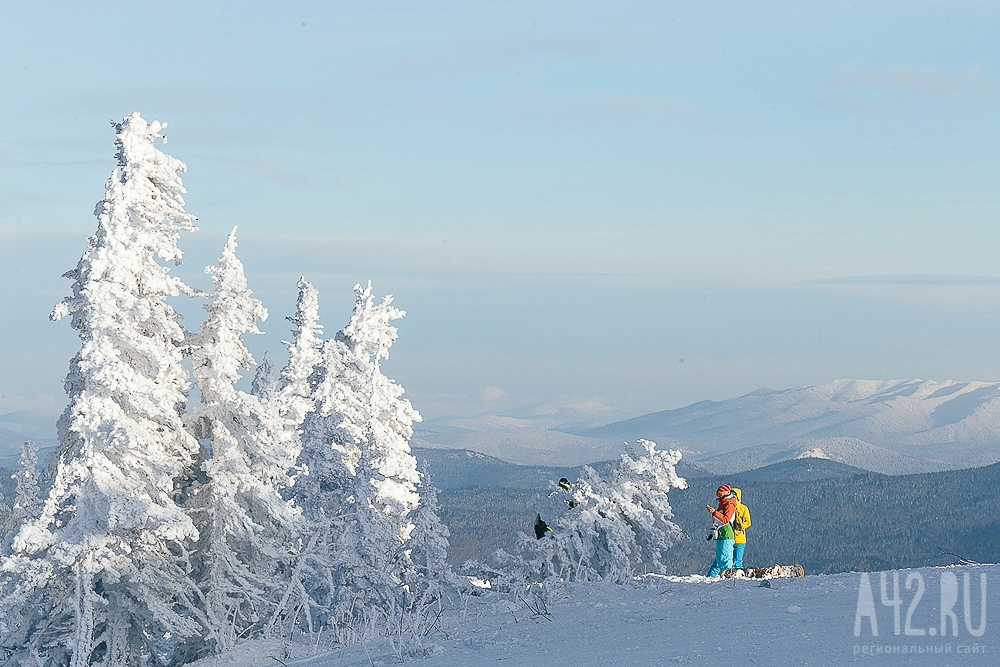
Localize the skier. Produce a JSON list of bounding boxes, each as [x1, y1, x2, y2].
[[705, 484, 737, 577], [732, 487, 751, 570]]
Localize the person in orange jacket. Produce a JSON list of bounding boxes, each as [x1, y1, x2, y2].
[[705, 484, 737, 577], [731, 487, 751, 569]]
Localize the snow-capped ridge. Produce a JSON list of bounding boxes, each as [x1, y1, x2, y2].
[[793, 447, 829, 460], [583, 378, 1000, 470]]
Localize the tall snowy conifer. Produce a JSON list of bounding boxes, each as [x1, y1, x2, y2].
[[187, 229, 302, 654], [276, 282, 422, 639], [0, 113, 205, 666], [267, 278, 337, 637], [318, 282, 422, 541]]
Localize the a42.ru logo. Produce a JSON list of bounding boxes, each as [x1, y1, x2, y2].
[[854, 571, 986, 637]]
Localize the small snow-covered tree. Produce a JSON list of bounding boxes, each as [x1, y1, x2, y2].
[[0, 113, 206, 666], [11, 442, 42, 526], [518, 439, 687, 584], [250, 351, 276, 401], [187, 228, 302, 654], [2, 441, 43, 551], [403, 465, 454, 604]]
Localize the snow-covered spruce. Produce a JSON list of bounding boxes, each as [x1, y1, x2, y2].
[[512, 439, 687, 584], [186, 228, 303, 656], [276, 283, 426, 641], [0, 113, 205, 666], [276, 278, 324, 427], [320, 282, 422, 541], [403, 463, 457, 604], [265, 279, 337, 637], [2, 441, 43, 552], [250, 351, 277, 401]]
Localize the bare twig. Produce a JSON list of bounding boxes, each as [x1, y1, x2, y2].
[[933, 547, 981, 566]]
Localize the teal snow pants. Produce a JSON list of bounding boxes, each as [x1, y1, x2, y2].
[[733, 542, 746, 568], [707, 538, 734, 577]]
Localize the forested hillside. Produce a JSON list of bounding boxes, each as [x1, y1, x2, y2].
[[429, 455, 1000, 573]]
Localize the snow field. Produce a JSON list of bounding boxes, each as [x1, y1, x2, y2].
[[193, 564, 995, 667]]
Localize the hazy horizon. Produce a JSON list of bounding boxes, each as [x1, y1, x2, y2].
[[4, 2, 1000, 441]]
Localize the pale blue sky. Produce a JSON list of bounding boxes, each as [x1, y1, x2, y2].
[[2, 1, 1000, 438]]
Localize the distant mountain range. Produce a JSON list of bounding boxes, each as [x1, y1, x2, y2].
[[417, 379, 1000, 473], [6, 378, 1000, 475]]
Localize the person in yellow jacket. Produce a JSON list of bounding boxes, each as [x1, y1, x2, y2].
[[731, 487, 751, 569]]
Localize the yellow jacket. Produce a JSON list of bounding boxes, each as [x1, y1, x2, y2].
[[732, 487, 751, 545]]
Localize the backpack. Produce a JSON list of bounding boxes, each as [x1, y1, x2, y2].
[[732, 502, 750, 532]]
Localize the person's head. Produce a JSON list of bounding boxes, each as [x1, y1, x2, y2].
[[716, 484, 732, 499]]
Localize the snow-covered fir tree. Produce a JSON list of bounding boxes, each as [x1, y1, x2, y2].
[[267, 278, 339, 637], [275, 282, 423, 640], [187, 228, 302, 655], [402, 464, 455, 605], [517, 439, 687, 584], [0, 113, 205, 666], [2, 441, 43, 551], [319, 282, 422, 541], [250, 351, 277, 400]]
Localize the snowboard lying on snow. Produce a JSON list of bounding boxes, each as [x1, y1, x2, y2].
[[722, 565, 805, 579]]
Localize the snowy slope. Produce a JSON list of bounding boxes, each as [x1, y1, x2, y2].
[[583, 379, 1000, 469], [189, 564, 997, 667], [412, 428, 620, 467], [413, 400, 627, 466], [694, 437, 945, 475]]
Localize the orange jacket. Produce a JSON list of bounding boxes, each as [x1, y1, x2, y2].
[[710, 495, 736, 526]]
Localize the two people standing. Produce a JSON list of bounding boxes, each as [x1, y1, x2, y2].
[[705, 484, 751, 576]]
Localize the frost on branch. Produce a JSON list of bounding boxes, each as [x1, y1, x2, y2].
[[0, 113, 205, 666], [403, 463, 456, 604]]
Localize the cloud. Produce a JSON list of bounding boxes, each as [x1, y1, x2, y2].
[[827, 65, 999, 97], [804, 274, 1000, 287], [481, 386, 507, 403]]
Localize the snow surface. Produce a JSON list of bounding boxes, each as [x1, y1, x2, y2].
[[188, 564, 996, 667]]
